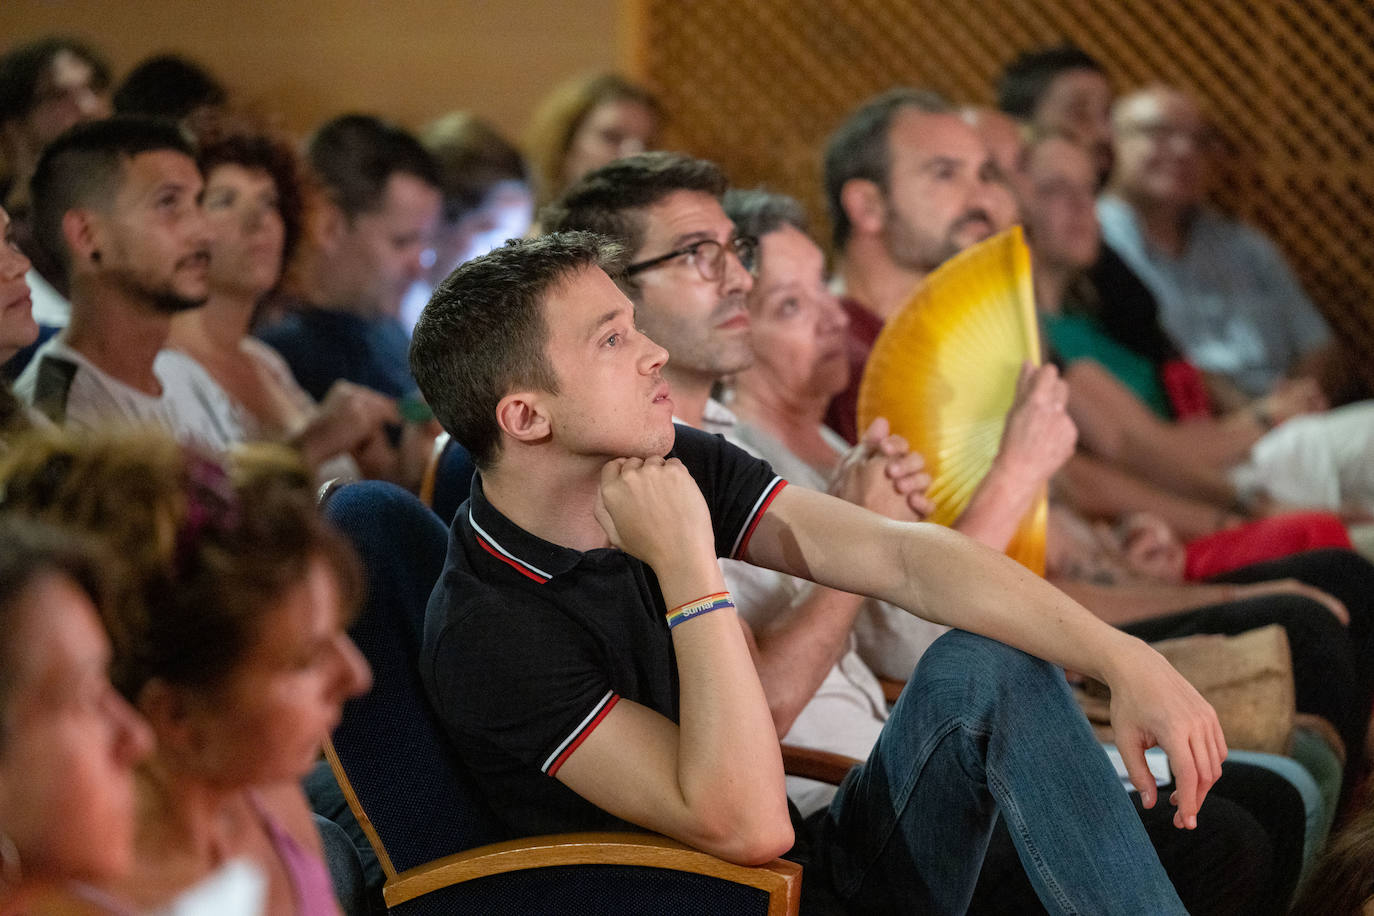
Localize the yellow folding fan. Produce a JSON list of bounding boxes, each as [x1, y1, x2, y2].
[[856, 225, 1047, 574]]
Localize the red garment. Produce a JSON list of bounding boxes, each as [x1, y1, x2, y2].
[[1161, 359, 1213, 420], [1184, 512, 1353, 580], [824, 297, 885, 445]]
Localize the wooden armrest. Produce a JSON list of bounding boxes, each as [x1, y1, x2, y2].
[[418, 431, 451, 508], [781, 744, 860, 785], [384, 831, 802, 915], [878, 676, 905, 706]]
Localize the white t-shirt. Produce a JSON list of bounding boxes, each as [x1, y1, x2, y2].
[[15, 336, 245, 452], [26, 268, 70, 327]]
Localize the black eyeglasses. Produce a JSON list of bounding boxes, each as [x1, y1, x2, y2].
[[625, 235, 757, 282]]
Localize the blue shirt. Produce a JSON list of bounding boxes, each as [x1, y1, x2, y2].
[[1097, 196, 1330, 397], [255, 305, 417, 402]]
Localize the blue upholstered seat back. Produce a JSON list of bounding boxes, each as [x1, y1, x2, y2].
[[324, 481, 508, 874], [430, 437, 475, 526]]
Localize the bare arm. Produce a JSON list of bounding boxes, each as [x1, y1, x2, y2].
[[1065, 361, 1249, 503], [289, 379, 400, 470], [1201, 370, 1253, 415], [1058, 453, 1243, 541], [742, 576, 866, 737], [1053, 577, 1349, 627], [744, 485, 1226, 826], [554, 457, 793, 865]]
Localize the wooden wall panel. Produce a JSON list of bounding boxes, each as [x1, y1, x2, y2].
[[0, 0, 624, 139], [638, 0, 1374, 385]]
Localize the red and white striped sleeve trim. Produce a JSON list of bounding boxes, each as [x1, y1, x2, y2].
[[542, 690, 621, 776], [730, 476, 787, 560]]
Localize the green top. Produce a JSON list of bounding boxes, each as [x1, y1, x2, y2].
[[1043, 312, 1173, 419]]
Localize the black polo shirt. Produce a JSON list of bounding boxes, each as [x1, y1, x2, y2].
[[421, 424, 787, 838]]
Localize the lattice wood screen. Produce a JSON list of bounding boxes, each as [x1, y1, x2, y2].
[[632, 0, 1374, 390]]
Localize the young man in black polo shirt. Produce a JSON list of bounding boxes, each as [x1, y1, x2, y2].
[[410, 231, 1224, 913]]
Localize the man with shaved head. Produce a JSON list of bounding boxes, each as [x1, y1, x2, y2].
[[13, 116, 241, 450], [1099, 86, 1336, 410]]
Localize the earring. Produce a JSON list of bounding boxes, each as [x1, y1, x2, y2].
[[0, 831, 21, 886], [90, 250, 101, 264]]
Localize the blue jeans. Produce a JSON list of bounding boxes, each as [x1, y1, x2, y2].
[[810, 630, 1186, 915]]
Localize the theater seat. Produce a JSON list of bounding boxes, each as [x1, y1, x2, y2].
[[321, 480, 801, 915], [417, 431, 475, 525]]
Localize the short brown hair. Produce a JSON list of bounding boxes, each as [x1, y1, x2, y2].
[[194, 119, 307, 270], [541, 151, 727, 263], [410, 231, 625, 469], [823, 88, 950, 249]]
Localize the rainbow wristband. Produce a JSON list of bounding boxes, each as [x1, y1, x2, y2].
[[666, 591, 734, 630]]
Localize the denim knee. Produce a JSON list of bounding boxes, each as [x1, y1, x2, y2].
[[905, 630, 1072, 732]]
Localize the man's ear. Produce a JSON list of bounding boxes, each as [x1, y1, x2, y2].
[[495, 390, 552, 446], [840, 178, 886, 238], [61, 208, 102, 267], [310, 195, 349, 255]]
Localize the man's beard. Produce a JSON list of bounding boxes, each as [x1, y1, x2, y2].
[[883, 207, 995, 274], [109, 251, 211, 315], [149, 289, 209, 314], [640, 290, 754, 382]]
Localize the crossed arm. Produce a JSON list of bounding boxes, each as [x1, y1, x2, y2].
[[556, 451, 1223, 869], [554, 458, 794, 866], [1064, 360, 1324, 509], [744, 484, 1226, 828]]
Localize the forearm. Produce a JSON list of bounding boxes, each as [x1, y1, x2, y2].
[[954, 458, 1043, 552], [1076, 405, 1240, 506], [1202, 370, 1251, 414], [746, 485, 1224, 822], [286, 413, 336, 470], [1118, 425, 1246, 505], [746, 580, 867, 737], [876, 523, 1144, 682], [1050, 578, 1243, 626], [1066, 361, 1242, 503], [1059, 454, 1237, 541], [658, 556, 793, 858], [765, 502, 1140, 683]]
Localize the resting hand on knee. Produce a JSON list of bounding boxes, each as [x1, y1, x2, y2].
[[1105, 639, 1227, 830]]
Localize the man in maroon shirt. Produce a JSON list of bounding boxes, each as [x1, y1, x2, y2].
[[823, 88, 1008, 443]]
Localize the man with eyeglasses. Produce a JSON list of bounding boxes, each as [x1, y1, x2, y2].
[[543, 152, 757, 434], [1098, 86, 1337, 411]]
